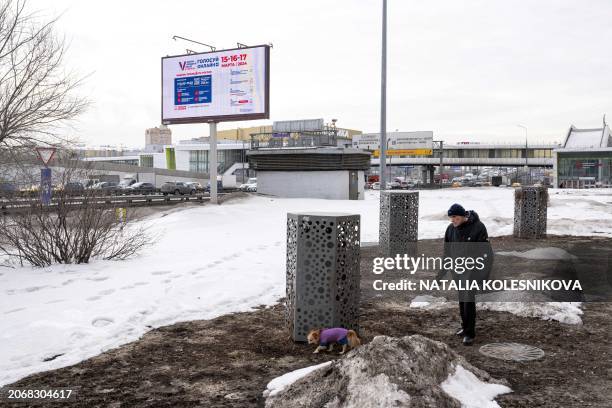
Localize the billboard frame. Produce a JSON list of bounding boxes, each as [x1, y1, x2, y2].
[[161, 44, 270, 125]]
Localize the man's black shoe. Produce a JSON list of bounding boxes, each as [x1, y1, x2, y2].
[[462, 336, 474, 346], [455, 328, 464, 337]]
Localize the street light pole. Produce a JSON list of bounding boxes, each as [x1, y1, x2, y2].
[[518, 124, 528, 183], [517, 124, 528, 167], [379, 0, 387, 190]]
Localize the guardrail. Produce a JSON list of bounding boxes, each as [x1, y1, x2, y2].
[[0, 193, 228, 214]]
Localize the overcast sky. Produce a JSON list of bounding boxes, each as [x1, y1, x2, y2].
[[31, 0, 612, 147]]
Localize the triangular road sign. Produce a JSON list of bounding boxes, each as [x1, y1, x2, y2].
[[36, 147, 56, 166]]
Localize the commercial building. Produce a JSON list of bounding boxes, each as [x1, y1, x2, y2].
[[145, 125, 172, 153], [553, 123, 612, 188]]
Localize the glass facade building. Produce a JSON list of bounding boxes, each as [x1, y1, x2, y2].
[[557, 152, 612, 187], [189, 149, 245, 173]]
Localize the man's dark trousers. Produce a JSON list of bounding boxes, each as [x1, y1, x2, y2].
[[459, 301, 476, 337]]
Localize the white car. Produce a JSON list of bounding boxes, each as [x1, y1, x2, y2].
[[239, 177, 257, 192]]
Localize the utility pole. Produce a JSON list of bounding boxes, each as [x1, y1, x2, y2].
[[379, 0, 387, 189]]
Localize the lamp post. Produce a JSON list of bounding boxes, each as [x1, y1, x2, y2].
[[518, 124, 528, 184], [379, 0, 388, 190]]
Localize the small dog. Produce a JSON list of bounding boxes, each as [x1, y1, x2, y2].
[[307, 327, 361, 354]]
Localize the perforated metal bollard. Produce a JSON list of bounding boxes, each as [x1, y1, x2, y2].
[[286, 212, 360, 342], [379, 191, 419, 256], [513, 186, 548, 239]]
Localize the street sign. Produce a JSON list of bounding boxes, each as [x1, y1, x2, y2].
[[35, 147, 56, 166], [40, 168, 52, 205], [353, 131, 434, 152]]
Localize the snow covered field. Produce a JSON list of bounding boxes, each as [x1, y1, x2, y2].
[[1, 188, 611, 386]]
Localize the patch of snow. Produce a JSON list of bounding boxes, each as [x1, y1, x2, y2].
[[441, 364, 512, 408], [497, 247, 578, 260], [478, 302, 583, 325], [410, 296, 583, 324], [263, 361, 333, 398], [409, 295, 454, 309]]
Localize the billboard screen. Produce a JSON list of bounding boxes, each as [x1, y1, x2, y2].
[[353, 131, 433, 155], [162, 45, 270, 124]]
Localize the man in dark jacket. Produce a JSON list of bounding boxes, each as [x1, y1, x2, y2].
[[437, 203, 493, 345]]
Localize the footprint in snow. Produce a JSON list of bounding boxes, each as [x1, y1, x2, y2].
[[98, 289, 115, 296], [91, 317, 114, 327], [86, 295, 101, 301], [87, 276, 110, 282], [24, 286, 47, 293], [151, 270, 171, 276], [4, 307, 26, 314], [133, 282, 149, 286]]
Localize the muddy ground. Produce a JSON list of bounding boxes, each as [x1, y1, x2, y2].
[[1, 235, 611, 407]]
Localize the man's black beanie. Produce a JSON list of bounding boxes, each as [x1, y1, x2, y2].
[[448, 203, 466, 217]]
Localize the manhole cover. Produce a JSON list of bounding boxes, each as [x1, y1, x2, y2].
[[479, 343, 544, 361]]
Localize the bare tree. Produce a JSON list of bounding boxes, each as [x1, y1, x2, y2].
[[0, 0, 88, 149], [0, 160, 153, 267]]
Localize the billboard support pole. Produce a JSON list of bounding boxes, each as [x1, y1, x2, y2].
[[210, 122, 218, 204], [379, 0, 388, 190]]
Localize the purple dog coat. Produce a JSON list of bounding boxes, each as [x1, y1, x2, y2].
[[319, 328, 349, 346]]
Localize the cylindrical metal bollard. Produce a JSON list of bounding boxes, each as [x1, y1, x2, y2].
[[513, 186, 548, 239], [286, 212, 360, 342], [379, 191, 419, 256]]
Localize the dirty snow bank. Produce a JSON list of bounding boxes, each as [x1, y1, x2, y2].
[[265, 335, 510, 407]]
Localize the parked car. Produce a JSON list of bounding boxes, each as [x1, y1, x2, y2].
[[372, 182, 381, 190], [126, 182, 156, 195], [91, 181, 120, 194], [185, 182, 204, 192], [161, 181, 195, 195], [0, 182, 17, 198], [239, 177, 257, 192], [59, 181, 85, 195], [119, 178, 137, 190]]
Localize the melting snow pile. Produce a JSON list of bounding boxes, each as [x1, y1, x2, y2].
[[264, 335, 510, 408], [263, 361, 332, 398], [478, 302, 583, 325], [409, 296, 583, 325], [441, 365, 512, 408], [497, 247, 578, 260]]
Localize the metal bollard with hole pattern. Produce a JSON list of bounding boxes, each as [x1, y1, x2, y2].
[[286, 212, 361, 342], [513, 186, 548, 239], [379, 191, 419, 256]]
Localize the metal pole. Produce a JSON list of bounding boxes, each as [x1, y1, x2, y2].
[[439, 140, 444, 184], [209, 122, 218, 204], [379, 0, 387, 190]]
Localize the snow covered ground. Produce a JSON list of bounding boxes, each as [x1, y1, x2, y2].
[[1, 188, 611, 386]]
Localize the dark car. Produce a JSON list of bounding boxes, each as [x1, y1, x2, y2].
[[126, 182, 157, 195], [91, 181, 120, 195], [61, 182, 85, 195], [160, 181, 195, 195], [0, 182, 17, 198]]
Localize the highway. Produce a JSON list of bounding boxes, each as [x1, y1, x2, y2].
[[0, 192, 231, 214]]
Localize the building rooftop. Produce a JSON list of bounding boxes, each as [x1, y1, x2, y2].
[[562, 125, 611, 149]]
